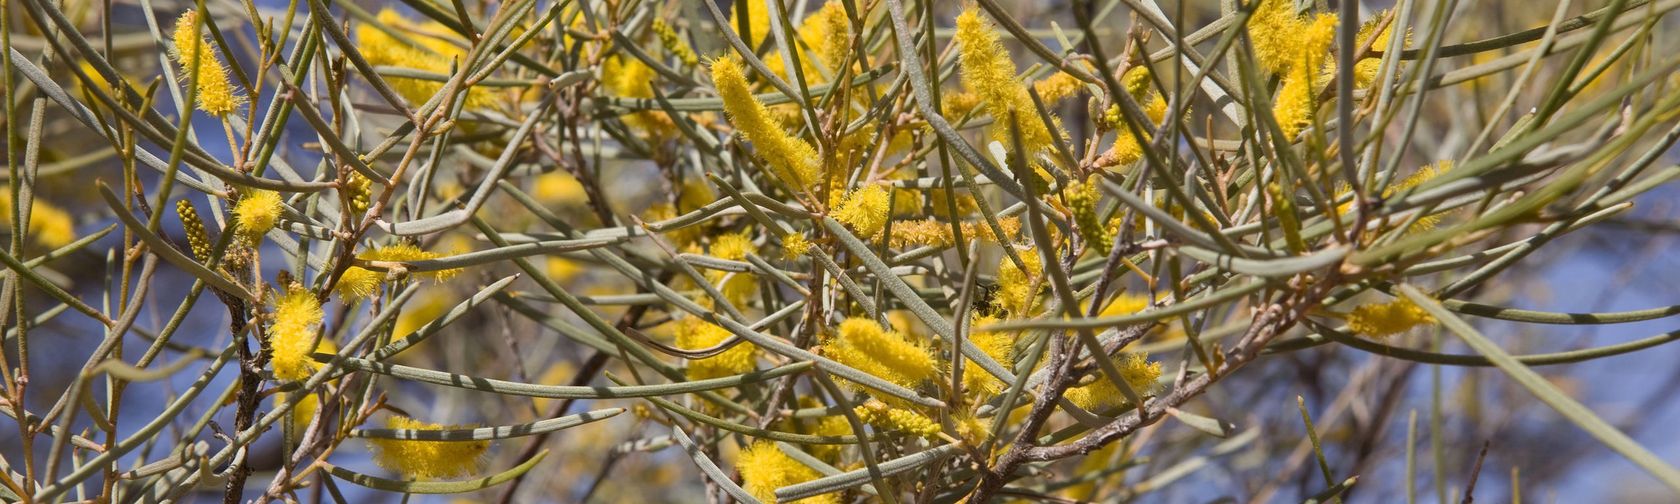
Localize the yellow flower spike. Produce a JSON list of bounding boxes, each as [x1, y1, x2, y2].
[[732, 0, 772, 50], [675, 317, 757, 380], [334, 244, 463, 302], [854, 399, 941, 438], [765, 1, 853, 81], [1065, 176, 1111, 255], [1346, 297, 1436, 338], [1272, 14, 1337, 140], [886, 216, 1021, 249], [169, 10, 243, 115], [803, 1, 852, 78], [963, 314, 1015, 397], [1066, 353, 1163, 412], [650, 19, 698, 67], [954, 7, 1057, 157], [370, 243, 463, 282], [833, 184, 890, 239], [995, 247, 1044, 317], [176, 200, 212, 260], [781, 232, 810, 260], [233, 190, 282, 244], [711, 55, 822, 190], [365, 415, 490, 480], [826, 317, 939, 390], [738, 441, 838, 504], [268, 286, 325, 381]]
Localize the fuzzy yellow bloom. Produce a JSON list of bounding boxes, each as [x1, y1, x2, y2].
[[1347, 298, 1436, 337], [534, 171, 587, 206], [826, 317, 939, 390], [834, 184, 890, 239], [546, 256, 584, 283], [530, 361, 576, 413], [854, 399, 940, 438], [963, 314, 1015, 397], [233, 190, 282, 243], [268, 287, 325, 381], [807, 413, 853, 461], [677, 175, 719, 214], [712, 55, 822, 190], [1272, 14, 1338, 140], [278, 392, 322, 435], [738, 441, 838, 504], [335, 244, 464, 301], [365, 415, 490, 480], [1247, 0, 1306, 74], [781, 232, 811, 259], [1351, 11, 1407, 89], [953, 411, 992, 445], [1099, 293, 1152, 318], [333, 265, 383, 302], [644, 203, 699, 248], [886, 216, 1021, 249], [0, 192, 75, 249], [602, 56, 675, 138], [355, 9, 496, 109], [1033, 71, 1086, 103], [393, 289, 453, 337], [1337, 160, 1453, 232], [1396, 161, 1452, 231], [704, 231, 759, 308], [954, 7, 1057, 156], [940, 91, 983, 119], [169, 11, 242, 115], [1066, 353, 1163, 412], [996, 248, 1044, 317], [675, 317, 757, 380]]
